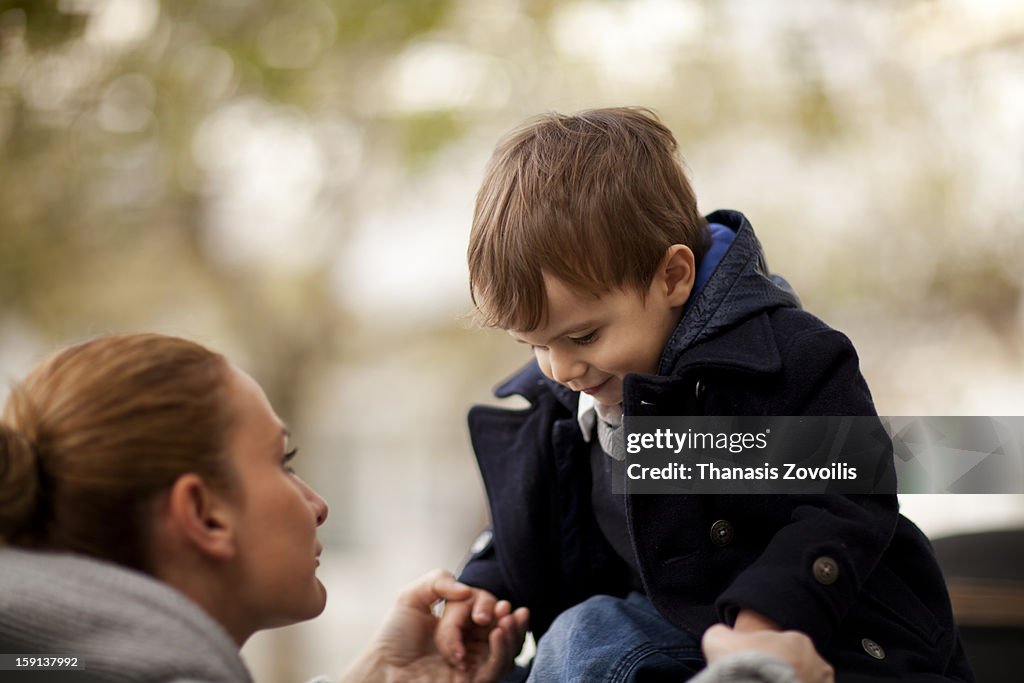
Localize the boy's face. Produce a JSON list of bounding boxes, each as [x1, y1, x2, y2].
[[510, 254, 692, 407]]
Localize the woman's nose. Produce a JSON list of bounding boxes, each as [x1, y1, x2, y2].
[[312, 491, 328, 526], [299, 477, 329, 526]]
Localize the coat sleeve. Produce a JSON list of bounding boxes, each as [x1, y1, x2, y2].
[[714, 326, 899, 647], [457, 528, 514, 598]]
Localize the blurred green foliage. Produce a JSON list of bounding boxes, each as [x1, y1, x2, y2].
[[0, 0, 458, 415], [0, 1, 86, 48]]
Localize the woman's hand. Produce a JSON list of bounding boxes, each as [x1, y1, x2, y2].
[[701, 623, 834, 683], [435, 585, 529, 675], [341, 569, 528, 683]]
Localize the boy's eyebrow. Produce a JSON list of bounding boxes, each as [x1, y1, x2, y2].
[[510, 319, 600, 346]]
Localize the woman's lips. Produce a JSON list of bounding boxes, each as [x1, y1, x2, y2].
[[582, 378, 609, 395]]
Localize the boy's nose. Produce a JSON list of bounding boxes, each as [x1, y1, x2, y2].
[[549, 351, 585, 386]]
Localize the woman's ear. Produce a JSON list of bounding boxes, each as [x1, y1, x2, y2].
[[164, 473, 238, 561], [659, 244, 696, 307]]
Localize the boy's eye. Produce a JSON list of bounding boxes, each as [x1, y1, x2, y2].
[[569, 331, 598, 346]]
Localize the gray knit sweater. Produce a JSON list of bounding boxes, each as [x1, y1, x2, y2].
[[0, 547, 253, 682]]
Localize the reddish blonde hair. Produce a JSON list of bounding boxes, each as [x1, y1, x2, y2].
[[0, 334, 235, 572], [468, 107, 709, 331]]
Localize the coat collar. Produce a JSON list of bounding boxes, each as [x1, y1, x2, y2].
[[667, 309, 782, 376], [620, 311, 782, 415]]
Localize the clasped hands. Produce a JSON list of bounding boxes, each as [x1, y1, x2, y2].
[[341, 571, 528, 683], [344, 573, 833, 683]]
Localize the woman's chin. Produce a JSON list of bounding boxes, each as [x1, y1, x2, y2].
[[278, 582, 328, 625], [309, 580, 328, 618]]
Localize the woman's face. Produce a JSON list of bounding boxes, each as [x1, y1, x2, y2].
[[222, 364, 329, 630]]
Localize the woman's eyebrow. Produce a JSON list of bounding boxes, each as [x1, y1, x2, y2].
[[272, 425, 291, 451]]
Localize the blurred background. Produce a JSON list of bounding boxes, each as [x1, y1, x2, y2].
[[1, 0, 1022, 679]]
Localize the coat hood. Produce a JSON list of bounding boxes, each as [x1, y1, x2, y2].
[[658, 209, 800, 375]]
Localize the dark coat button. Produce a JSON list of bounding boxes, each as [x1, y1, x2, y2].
[[710, 519, 734, 547], [694, 379, 706, 400], [812, 556, 839, 585], [861, 638, 885, 660]]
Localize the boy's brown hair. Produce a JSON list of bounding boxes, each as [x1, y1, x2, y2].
[[468, 107, 709, 331]]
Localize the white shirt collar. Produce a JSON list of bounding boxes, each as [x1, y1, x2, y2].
[[577, 392, 623, 442], [577, 392, 596, 442]]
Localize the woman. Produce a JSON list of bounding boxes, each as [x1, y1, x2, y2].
[[0, 334, 526, 682], [0, 334, 831, 683]]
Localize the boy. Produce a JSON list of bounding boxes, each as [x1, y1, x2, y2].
[[440, 108, 972, 682]]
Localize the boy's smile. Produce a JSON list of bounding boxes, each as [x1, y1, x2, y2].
[[510, 257, 693, 407]]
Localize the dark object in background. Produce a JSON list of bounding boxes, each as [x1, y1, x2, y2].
[[932, 528, 1024, 683]]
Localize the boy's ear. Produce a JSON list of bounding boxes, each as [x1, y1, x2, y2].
[[659, 244, 696, 307], [164, 473, 238, 561]]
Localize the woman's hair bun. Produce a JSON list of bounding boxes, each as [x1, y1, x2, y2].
[[0, 423, 42, 543]]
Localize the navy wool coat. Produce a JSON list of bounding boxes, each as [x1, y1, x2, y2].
[[459, 211, 973, 682]]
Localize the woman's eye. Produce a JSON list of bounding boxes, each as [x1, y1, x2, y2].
[[282, 447, 298, 474], [569, 331, 598, 346]]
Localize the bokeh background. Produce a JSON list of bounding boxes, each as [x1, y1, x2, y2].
[[1, 0, 1023, 679]]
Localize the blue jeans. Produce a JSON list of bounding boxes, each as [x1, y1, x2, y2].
[[524, 592, 705, 683]]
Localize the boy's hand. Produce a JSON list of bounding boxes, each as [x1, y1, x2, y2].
[[435, 586, 529, 678], [733, 608, 781, 632]]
